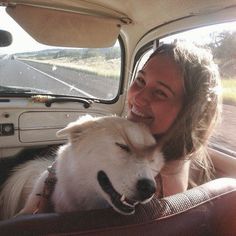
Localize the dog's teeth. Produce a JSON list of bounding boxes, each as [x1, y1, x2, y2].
[[120, 194, 126, 202], [123, 201, 134, 208], [120, 194, 138, 208]]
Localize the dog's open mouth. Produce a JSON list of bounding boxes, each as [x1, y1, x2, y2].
[[97, 170, 139, 215]]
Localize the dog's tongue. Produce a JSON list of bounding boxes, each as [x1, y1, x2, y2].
[[97, 170, 138, 215]]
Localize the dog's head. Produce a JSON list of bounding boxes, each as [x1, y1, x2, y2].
[[57, 115, 165, 215]]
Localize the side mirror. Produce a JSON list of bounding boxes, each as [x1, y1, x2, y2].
[[0, 29, 12, 47]]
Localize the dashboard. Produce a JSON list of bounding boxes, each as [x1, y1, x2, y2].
[[0, 97, 114, 158]]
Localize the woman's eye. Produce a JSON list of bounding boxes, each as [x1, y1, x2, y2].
[[154, 90, 168, 99], [135, 77, 145, 87]]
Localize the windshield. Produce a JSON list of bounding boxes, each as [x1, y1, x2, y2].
[[0, 7, 121, 101]]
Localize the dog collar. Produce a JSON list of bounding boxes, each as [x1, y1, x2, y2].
[[44, 161, 57, 197], [33, 161, 57, 214]]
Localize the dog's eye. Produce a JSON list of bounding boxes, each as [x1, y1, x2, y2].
[[115, 142, 131, 153]]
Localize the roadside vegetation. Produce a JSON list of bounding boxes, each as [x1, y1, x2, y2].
[[15, 47, 121, 79], [221, 78, 236, 105], [207, 31, 236, 105]]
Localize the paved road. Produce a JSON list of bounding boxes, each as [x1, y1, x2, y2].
[[0, 59, 119, 99]]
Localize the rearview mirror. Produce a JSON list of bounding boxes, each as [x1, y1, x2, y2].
[[0, 29, 12, 47]]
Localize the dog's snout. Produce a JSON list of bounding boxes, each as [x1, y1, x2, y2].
[[136, 178, 156, 201]]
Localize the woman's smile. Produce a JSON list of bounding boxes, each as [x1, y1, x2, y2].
[[130, 105, 151, 119]]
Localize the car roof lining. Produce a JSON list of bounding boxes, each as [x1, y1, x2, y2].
[[2, 0, 236, 48]]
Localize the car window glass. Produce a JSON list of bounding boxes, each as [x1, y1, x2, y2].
[[136, 22, 236, 156], [0, 7, 121, 101]]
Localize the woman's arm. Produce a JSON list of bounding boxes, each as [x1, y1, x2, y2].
[[160, 159, 191, 196]]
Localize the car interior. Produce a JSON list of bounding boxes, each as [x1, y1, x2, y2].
[[0, 0, 236, 235]]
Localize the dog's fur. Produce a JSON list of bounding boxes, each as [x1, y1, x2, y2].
[[0, 115, 164, 220]]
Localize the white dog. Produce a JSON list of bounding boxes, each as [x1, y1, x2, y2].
[[0, 115, 164, 220]]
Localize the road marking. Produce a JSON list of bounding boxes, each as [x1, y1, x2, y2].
[[20, 60, 97, 98]]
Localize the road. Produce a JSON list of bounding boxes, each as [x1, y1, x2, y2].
[[211, 104, 236, 155], [0, 59, 119, 99]]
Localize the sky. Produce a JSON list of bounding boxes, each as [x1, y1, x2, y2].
[[164, 22, 236, 45], [0, 7, 120, 54], [0, 7, 236, 54], [0, 7, 60, 54]]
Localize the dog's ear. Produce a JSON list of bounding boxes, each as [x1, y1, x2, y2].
[[56, 115, 96, 142]]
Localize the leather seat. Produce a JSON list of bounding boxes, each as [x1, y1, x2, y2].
[[0, 178, 235, 236]]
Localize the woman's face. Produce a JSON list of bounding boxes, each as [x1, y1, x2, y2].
[[127, 54, 184, 135]]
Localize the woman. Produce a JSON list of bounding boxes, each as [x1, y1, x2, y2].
[[127, 41, 221, 196]]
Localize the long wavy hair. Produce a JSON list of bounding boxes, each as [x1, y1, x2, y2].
[[147, 41, 222, 183]]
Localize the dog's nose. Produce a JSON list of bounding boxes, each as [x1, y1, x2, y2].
[[136, 178, 156, 201]]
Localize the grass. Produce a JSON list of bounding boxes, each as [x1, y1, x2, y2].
[[22, 56, 121, 78], [221, 78, 236, 105]]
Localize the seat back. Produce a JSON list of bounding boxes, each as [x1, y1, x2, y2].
[[0, 178, 235, 236]]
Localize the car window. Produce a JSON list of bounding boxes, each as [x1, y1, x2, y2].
[[0, 7, 121, 101], [136, 21, 236, 156]]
